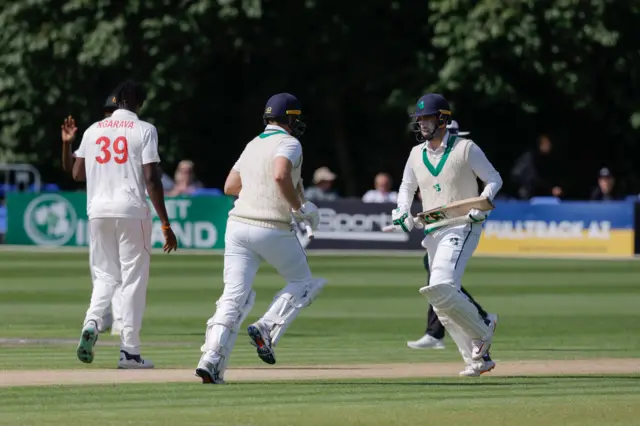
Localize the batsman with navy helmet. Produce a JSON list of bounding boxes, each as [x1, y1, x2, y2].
[[407, 120, 496, 352], [195, 93, 327, 384], [391, 94, 503, 376]]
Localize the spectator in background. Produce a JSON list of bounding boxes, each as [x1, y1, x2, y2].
[[362, 172, 398, 203], [511, 134, 563, 199], [166, 160, 203, 196], [304, 166, 339, 201], [590, 167, 623, 201]]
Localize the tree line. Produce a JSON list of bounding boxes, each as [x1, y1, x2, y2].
[[1, 0, 638, 198]]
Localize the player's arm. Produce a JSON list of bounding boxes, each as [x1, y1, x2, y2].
[[296, 179, 306, 202], [61, 116, 77, 173], [391, 157, 419, 232], [71, 128, 87, 182], [142, 127, 177, 252], [224, 160, 242, 196], [468, 143, 503, 201], [274, 156, 302, 211], [396, 157, 419, 210], [144, 163, 170, 224], [141, 127, 170, 226], [273, 140, 303, 211]]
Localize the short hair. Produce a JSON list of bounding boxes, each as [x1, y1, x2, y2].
[[111, 80, 147, 111]]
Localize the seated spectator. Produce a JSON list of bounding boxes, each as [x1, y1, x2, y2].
[[305, 167, 339, 201], [590, 167, 623, 201], [362, 173, 398, 203], [166, 160, 203, 196]]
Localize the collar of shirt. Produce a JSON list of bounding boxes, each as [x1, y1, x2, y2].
[[422, 130, 451, 153], [264, 124, 289, 134], [111, 109, 139, 119]]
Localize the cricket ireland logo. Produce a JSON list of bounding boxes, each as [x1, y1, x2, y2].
[[24, 194, 78, 246]]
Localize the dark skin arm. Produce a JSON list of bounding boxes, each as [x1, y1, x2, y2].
[[144, 163, 178, 252], [61, 115, 86, 181]]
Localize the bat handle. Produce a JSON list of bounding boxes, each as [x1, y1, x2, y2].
[[304, 222, 314, 240], [412, 217, 425, 229], [382, 216, 423, 233]]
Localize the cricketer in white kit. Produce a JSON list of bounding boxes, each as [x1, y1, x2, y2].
[[63, 80, 178, 369], [62, 94, 124, 337], [195, 93, 326, 384], [391, 93, 503, 376]]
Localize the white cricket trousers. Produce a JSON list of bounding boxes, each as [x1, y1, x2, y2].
[[422, 223, 482, 287], [202, 219, 313, 353], [422, 222, 485, 364], [84, 217, 152, 355]]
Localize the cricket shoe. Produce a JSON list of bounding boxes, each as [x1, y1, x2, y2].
[[407, 334, 445, 350], [195, 351, 225, 384], [247, 322, 276, 365], [471, 316, 497, 361], [77, 320, 99, 364], [117, 351, 154, 369], [459, 354, 496, 377]]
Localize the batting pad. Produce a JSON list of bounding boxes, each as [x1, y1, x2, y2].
[[439, 314, 473, 364], [202, 290, 256, 357], [420, 283, 490, 339], [263, 277, 327, 346]]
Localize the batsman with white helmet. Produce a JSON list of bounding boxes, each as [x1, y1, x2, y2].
[[195, 93, 326, 384], [391, 93, 503, 376]]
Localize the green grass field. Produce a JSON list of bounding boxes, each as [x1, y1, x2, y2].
[[1, 250, 639, 425]]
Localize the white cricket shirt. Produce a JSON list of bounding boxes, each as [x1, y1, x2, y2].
[[397, 131, 503, 210], [75, 109, 161, 219]]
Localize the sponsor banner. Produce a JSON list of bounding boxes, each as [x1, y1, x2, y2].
[[294, 200, 424, 250], [477, 201, 635, 257], [5, 192, 234, 249]]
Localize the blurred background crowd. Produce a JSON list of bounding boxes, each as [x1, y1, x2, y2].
[[1, 0, 638, 230]]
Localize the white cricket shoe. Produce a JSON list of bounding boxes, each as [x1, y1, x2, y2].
[[77, 320, 99, 364], [117, 351, 154, 369], [195, 351, 225, 384], [459, 359, 496, 377], [247, 322, 276, 365], [407, 334, 445, 349], [471, 316, 497, 360]]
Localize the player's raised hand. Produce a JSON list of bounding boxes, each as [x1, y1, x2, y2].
[[161, 225, 178, 253], [61, 115, 77, 144]]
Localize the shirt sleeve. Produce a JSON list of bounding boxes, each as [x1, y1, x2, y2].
[[73, 131, 88, 158], [142, 126, 161, 165], [274, 138, 303, 168], [397, 156, 419, 210], [468, 142, 503, 201]]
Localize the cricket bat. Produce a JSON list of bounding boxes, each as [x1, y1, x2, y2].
[[416, 196, 495, 226], [382, 196, 494, 232]]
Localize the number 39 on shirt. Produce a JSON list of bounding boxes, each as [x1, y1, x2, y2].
[[96, 136, 128, 164]]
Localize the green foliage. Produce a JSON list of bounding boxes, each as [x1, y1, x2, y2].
[[0, 0, 638, 195]]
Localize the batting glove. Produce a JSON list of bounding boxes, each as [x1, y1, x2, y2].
[[468, 208, 490, 223], [292, 201, 320, 230], [392, 206, 414, 233]]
